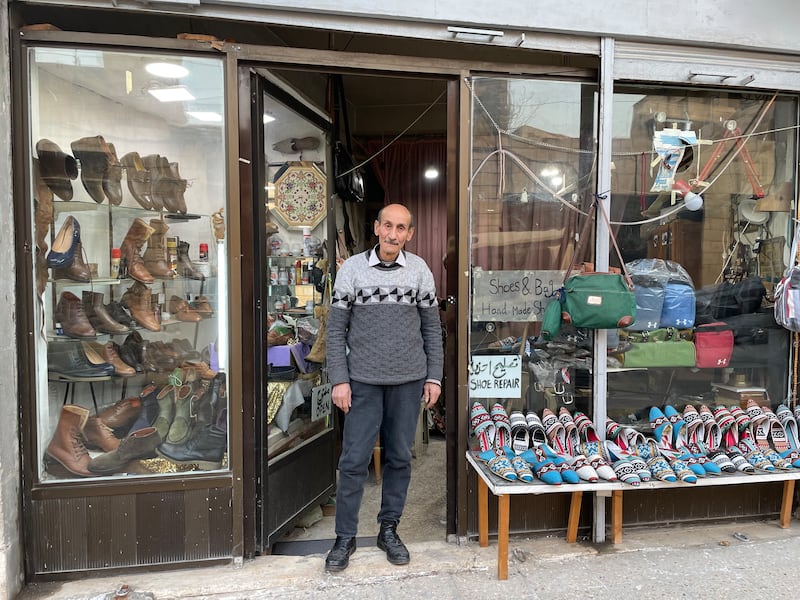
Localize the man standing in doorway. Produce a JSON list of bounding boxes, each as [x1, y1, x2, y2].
[[325, 203, 444, 572]]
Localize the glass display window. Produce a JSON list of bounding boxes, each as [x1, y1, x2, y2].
[[27, 46, 230, 482], [260, 84, 332, 462], [607, 87, 796, 442], [467, 76, 599, 463]]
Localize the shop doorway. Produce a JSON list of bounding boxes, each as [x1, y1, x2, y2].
[[240, 66, 453, 555]]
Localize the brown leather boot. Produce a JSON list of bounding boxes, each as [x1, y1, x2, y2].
[[71, 135, 113, 203], [121, 217, 155, 284], [45, 405, 92, 477], [121, 281, 160, 332], [53, 241, 91, 282], [119, 151, 153, 210], [176, 241, 203, 280], [169, 295, 202, 322], [83, 291, 129, 334], [141, 154, 168, 211], [166, 162, 188, 214], [33, 158, 54, 253], [56, 291, 96, 338], [84, 416, 121, 452], [143, 218, 174, 279], [103, 142, 124, 206]]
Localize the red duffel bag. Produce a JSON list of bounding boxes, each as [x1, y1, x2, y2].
[[693, 322, 734, 368]]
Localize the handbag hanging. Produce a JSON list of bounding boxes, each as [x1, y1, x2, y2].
[[560, 199, 637, 330], [774, 222, 800, 331]]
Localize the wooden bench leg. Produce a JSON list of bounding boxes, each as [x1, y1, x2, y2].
[[497, 494, 509, 580], [373, 436, 382, 483], [780, 479, 795, 528], [611, 489, 623, 544], [478, 475, 488, 547], [567, 491, 583, 543]]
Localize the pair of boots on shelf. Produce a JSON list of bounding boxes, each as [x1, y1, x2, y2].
[[126, 217, 206, 283], [119, 152, 188, 213], [55, 290, 135, 338], [116, 330, 209, 378]]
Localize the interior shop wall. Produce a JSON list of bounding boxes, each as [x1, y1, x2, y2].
[[208, 0, 800, 55], [0, 0, 24, 596]]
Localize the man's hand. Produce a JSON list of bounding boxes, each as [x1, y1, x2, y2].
[[422, 381, 441, 409], [332, 382, 352, 414]]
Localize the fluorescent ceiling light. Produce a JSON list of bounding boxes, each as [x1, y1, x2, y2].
[[148, 86, 195, 102], [146, 62, 189, 79], [187, 111, 223, 123], [263, 114, 276, 124]]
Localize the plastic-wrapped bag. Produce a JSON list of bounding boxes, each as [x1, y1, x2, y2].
[[295, 316, 320, 345]]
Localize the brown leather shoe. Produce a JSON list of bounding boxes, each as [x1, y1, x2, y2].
[[121, 281, 160, 332], [166, 162, 188, 214], [88, 427, 160, 474], [141, 154, 168, 211], [53, 241, 91, 282], [119, 152, 153, 209], [83, 339, 136, 377], [169, 295, 202, 322], [56, 291, 96, 338], [103, 143, 124, 205], [83, 291, 129, 334], [83, 416, 121, 452], [143, 219, 175, 279], [98, 396, 142, 431], [71, 135, 113, 203], [191, 295, 214, 317]]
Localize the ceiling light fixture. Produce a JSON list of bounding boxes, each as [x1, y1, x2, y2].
[[145, 62, 189, 79], [186, 111, 223, 123], [424, 167, 439, 180], [148, 86, 195, 102]]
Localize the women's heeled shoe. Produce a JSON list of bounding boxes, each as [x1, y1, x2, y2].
[[46, 215, 81, 269]]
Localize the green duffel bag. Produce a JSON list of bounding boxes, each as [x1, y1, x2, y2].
[[622, 328, 696, 368]]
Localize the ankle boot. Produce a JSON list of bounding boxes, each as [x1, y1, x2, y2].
[[191, 380, 214, 430], [71, 135, 113, 203], [98, 396, 142, 432], [143, 219, 175, 279], [84, 416, 120, 452], [53, 240, 91, 282], [88, 427, 160, 474], [127, 384, 161, 432], [119, 152, 153, 210], [36, 138, 78, 201], [142, 154, 169, 211], [176, 241, 203, 280], [121, 218, 155, 284], [56, 291, 96, 338], [153, 385, 175, 442], [83, 291, 129, 334], [376, 520, 410, 565], [33, 158, 54, 253], [157, 422, 227, 470], [44, 405, 92, 477], [166, 384, 194, 445], [121, 281, 160, 332], [106, 300, 135, 329], [169, 295, 202, 322], [166, 162, 188, 214], [119, 330, 144, 372], [103, 143, 124, 206]]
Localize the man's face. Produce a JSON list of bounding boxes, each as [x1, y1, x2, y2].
[[374, 204, 414, 262]]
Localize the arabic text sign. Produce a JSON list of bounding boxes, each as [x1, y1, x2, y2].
[[469, 354, 522, 399], [472, 269, 564, 322]]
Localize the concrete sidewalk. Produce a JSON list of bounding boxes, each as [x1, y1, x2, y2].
[[18, 519, 800, 599]]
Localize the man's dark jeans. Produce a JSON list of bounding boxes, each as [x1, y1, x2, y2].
[[334, 378, 424, 537]]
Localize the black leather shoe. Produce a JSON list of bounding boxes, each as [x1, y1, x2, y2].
[[325, 536, 356, 572], [376, 521, 409, 565]]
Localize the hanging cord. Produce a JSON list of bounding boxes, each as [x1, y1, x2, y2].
[[336, 89, 446, 178]]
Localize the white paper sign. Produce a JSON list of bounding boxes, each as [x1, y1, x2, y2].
[[469, 354, 522, 399], [472, 268, 564, 322], [311, 383, 332, 421]]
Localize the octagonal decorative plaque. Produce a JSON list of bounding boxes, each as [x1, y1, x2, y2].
[[273, 162, 327, 228]]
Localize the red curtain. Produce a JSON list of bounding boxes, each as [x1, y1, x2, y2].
[[364, 137, 448, 296]]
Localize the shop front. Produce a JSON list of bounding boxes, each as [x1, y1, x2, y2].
[[7, 0, 800, 584]]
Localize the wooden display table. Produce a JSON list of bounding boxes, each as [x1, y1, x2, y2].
[[467, 451, 800, 580]]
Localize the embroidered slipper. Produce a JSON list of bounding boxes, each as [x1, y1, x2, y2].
[[604, 439, 650, 482], [525, 412, 548, 446], [737, 439, 775, 472], [509, 411, 531, 454], [477, 449, 518, 481], [776, 404, 800, 467], [606, 418, 646, 454], [573, 411, 602, 444], [542, 408, 568, 454], [649, 406, 673, 447], [558, 407, 582, 455], [663, 404, 687, 448], [713, 405, 737, 446], [519, 446, 563, 485], [539, 444, 580, 483], [699, 404, 722, 450], [564, 453, 599, 482], [503, 446, 534, 482], [683, 405, 705, 446], [609, 458, 641, 486], [707, 449, 737, 473], [762, 407, 791, 457], [581, 441, 617, 481], [490, 403, 512, 451], [687, 442, 722, 475], [744, 400, 770, 452], [634, 439, 678, 482], [470, 402, 495, 453]]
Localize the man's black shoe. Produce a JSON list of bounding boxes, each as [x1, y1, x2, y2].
[[325, 536, 356, 572], [376, 520, 410, 565]]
